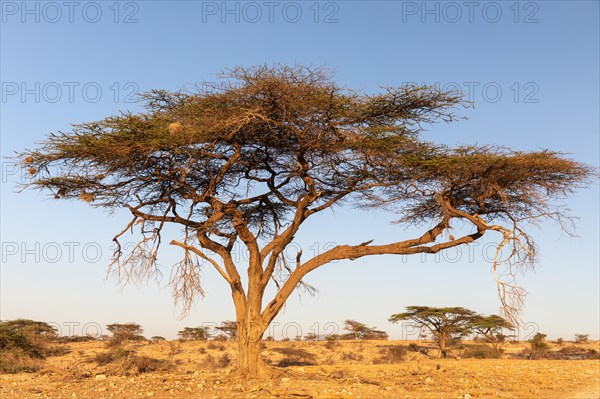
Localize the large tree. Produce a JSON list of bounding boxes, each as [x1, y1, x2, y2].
[[19, 65, 591, 377]]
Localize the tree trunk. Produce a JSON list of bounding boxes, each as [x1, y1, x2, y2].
[[438, 334, 448, 358], [234, 316, 272, 378]]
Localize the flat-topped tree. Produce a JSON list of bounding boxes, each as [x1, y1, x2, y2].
[[389, 306, 476, 357], [19, 64, 592, 378], [469, 314, 514, 349]]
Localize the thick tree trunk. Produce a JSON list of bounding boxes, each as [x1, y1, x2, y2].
[[438, 335, 448, 358], [234, 316, 272, 378]]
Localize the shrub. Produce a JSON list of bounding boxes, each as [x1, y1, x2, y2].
[[93, 348, 170, 375], [372, 345, 406, 364], [272, 347, 316, 367], [0, 319, 56, 373], [575, 334, 589, 344], [217, 354, 231, 367], [324, 340, 340, 350], [94, 348, 133, 366], [530, 333, 549, 351], [462, 345, 503, 359], [205, 353, 231, 368], [62, 335, 97, 343], [341, 352, 364, 361], [207, 342, 225, 351], [0, 352, 44, 373]]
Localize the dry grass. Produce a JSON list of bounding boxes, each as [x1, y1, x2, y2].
[[0, 339, 598, 398]]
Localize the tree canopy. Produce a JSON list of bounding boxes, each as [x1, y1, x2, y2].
[[469, 314, 514, 349], [19, 64, 593, 377], [177, 326, 210, 341], [390, 306, 476, 357]]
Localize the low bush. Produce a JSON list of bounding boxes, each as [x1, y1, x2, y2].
[[93, 347, 170, 375], [205, 353, 231, 368], [341, 352, 364, 362], [462, 345, 503, 359], [0, 351, 44, 373], [207, 342, 225, 351], [373, 345, 407, 364], [272, 347, 316, 367], [324, 340, 340, 350]]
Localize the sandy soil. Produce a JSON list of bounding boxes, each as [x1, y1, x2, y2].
[[1, 340, 598, 399]]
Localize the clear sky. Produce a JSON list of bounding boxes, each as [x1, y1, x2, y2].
[[1, 1, 598, 341]]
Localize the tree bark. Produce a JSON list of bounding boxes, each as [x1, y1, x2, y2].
[[438, 334, 448, 358], [234, 312, 271, 378]]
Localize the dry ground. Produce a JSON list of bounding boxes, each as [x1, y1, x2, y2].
[[1, 340, 598, 399]]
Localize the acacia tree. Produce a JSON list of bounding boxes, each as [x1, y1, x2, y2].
[[19, 65, 591, 377], [178, 326, 210, 341], [342, 320, 388, 340], [106, 323, 144, 345], [215, 321, 238, 341], [390, 306, 476, 357], [469, 314, 514, 349]]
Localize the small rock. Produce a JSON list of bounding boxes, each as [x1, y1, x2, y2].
[[425, 377, 432, 383], [95, 374, 107, 380], [281, 377, 290, 382]]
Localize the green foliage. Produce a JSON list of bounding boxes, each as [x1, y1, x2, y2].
[[468, 314, 514, 349], [529, 333, 550, 351], [390, 306, 475, 357], [106, 323, 145, 346], [0, 322, 42, 358], [0, 319, 59, 373], [214, 321, 237, 341], [178, 327, 210, 341], [342, 320, 388, 340], [462, 345, 503, 359], [19, 64, 593, 323]]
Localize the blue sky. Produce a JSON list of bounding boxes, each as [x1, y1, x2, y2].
[[1, 1, 598, 340]]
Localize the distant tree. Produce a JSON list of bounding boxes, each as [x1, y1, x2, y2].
[[151, 336, 166, 342], [20, 64, 593, 377], [575, 334, 589, 344], [215, 321, 237, 341], [304, 332, 318, 341], [556, 337, 564, 346], [469, 314, 514, 350], [106, 323, 144, 345], [178, 327, 210, 341], [390, 306, 475, 357], [529, 333, 549, 351], [342, 320, 388, 341]]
